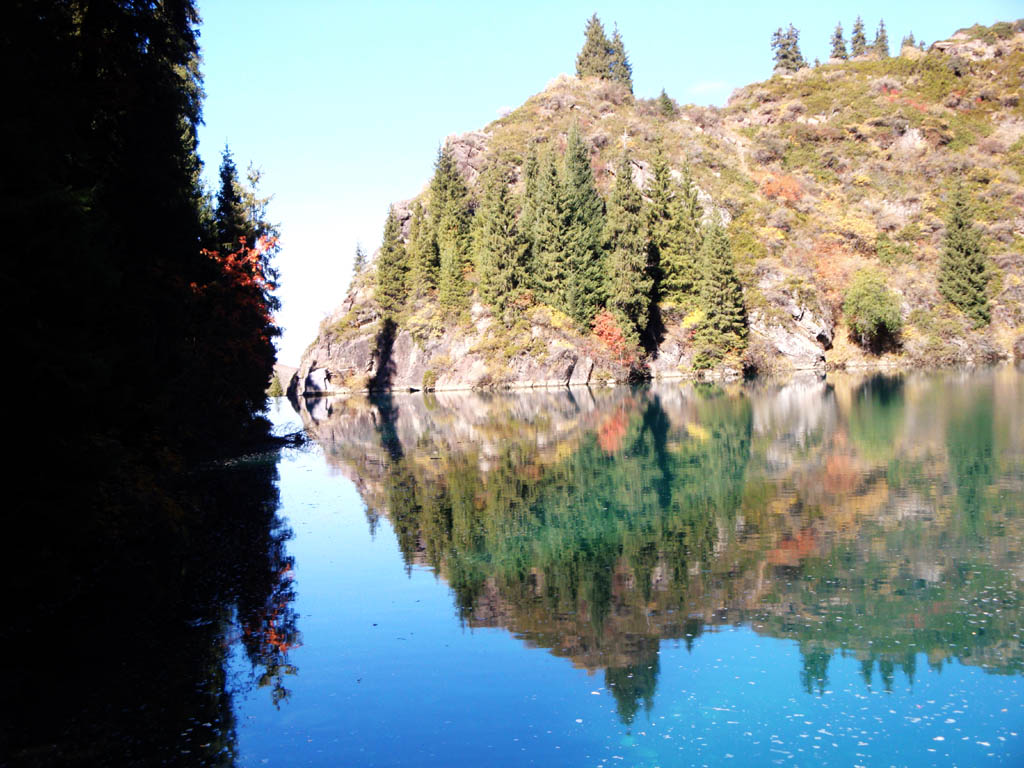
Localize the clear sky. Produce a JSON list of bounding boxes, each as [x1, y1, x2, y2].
[[195, 0, 1021, 365]]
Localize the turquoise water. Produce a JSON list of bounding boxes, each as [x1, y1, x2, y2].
[[229, 370, 1023, 766]]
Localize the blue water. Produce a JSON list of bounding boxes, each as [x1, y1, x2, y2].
[[230, 372, 1024, 767]]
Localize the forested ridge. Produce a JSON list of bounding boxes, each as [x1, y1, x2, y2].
[[305, 15, 1024, 395]]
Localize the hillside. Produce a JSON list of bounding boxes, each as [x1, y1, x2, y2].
[[291, 20, 1024, 396]]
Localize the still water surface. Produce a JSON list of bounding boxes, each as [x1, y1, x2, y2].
[[12, 370, 1023, 767], [228, 369, 1024, 766]]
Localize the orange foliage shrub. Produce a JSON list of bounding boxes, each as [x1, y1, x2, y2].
[[760, 173, 803, 202], [592, 309, 635, 365]]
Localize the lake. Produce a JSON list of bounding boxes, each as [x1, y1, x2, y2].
[[8, 369, 1023, 766]]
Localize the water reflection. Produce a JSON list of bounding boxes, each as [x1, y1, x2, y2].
[[302, 369, 1023, 723], [7, 452, 298, 767]]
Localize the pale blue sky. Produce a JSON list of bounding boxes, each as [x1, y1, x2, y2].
[[195, 1, 1021, 364]]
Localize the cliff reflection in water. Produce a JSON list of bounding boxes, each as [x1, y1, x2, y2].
[[302, 368, 1023, 724]]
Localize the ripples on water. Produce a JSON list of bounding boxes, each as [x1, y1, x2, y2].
[[8, 369, 1023, 766]]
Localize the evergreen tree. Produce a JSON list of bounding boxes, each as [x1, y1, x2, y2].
[[605, 151, 651, 345], [609, 26, 633, 92], [376, 206, 408, 316], [473, 165, 530, 318], [939, 182, 990, 326], [772, 24, 806, 73], [532, 154, 569, 308], [562, 124, 607, 327], [695, 221, 746, 365], [576, 14, 612, 79], [216, 145, 249, 251], [658, 89, 675, 117], [660, 166, 704, 304], [873, 19, 890, 58], [901, 31, 917, 50], [851, 16, 868, 57], [431, 145, 471, 311], [830, 23, 848, 60], [406, 201, 438, 296], [354, 243, 367, 273], [519, 147, 541, 245]]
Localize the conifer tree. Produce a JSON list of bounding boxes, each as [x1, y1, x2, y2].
[[216, 145, 248, 251], [873, 19, 890, 58], [771, 24, 806, 73], [518, 147, 540, 245], [375, 206, 408, 316], [658, 89, 675, 117], [830, 23, 848, 60], [661, 166, 704, 304], [473, 165, 530, 318], [532, 155, 569, 308], [562, 124, 607, 326], [939, 183, 989, 326], [645, 144, 674, 290], [353, 243, 367, 273], [695, 221, 746, 365], [576, 14, 612, 79], [609, 26, 633, 92], [851, 16, 868, 57], [431, 146, 471, 311], [604, 151, 651, 345], [901, 32, 916, 50], [406, 201, 439, 297]]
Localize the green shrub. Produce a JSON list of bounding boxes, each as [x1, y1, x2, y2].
[[843, 269, 903, 350], [422, 369, 438, 391]]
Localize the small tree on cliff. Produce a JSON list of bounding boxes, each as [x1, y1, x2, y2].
[[873, 19, 890, 58], [830, 23, 848, 60], [576, 14, 612, 79], [850, 16, 868, 57], [375, 205, 408, 316], [771, 24, 806, 73], [939, 182, 990, 326], [609, 25, 633, 92], [604, 151, 651, 346]]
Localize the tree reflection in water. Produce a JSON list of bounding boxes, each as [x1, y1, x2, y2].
[[305, 369, 1023, 725], [7, 450, 298, 767]]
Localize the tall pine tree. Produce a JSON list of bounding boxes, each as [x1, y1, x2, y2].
[[830, 23, 848, 60], [431, 145, 471, 311], [473, 165, 530, 319], [851, 16, 868, 57], [532, 154, 569, 308], [376, 205, 408, 316], [562, 124, 606, 327], [695, 221, 746, 366], [604, 151, 651, 346], [771, 24, 806, 72], [939, 182, 990, 326], [661, 165, 704, 305]]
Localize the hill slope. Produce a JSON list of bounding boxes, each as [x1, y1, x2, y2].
[[292, 21, 1024, 396]]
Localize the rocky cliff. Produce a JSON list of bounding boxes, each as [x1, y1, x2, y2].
[[292, 21, 1023, 397]]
